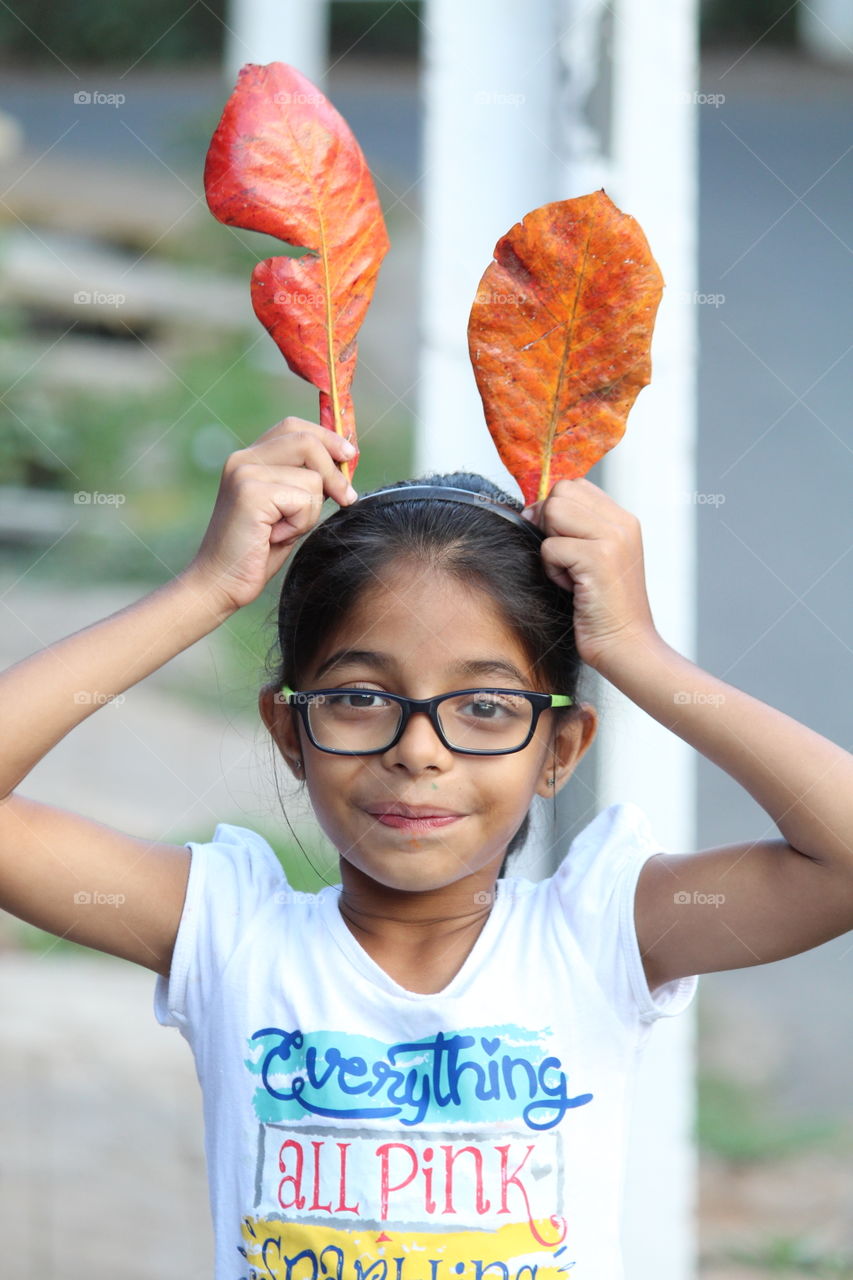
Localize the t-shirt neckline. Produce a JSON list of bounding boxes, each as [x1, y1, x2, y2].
[[317, 881, 510, 1000]]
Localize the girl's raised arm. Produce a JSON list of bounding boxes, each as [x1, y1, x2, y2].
[[522, 476, 853, 991], [0, 418, 356, 977]]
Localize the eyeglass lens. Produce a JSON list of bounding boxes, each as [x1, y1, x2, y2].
[[304, 690, 535, 753]]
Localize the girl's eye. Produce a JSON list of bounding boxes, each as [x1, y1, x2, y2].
[[328, 688, 387, 709], [458, 695, 524, 720], [345, 692, 382, 707]]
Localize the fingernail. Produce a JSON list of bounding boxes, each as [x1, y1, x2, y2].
[[342, 439, 357, 457], [346, 484, 359, 503], [520, 508, 534, 522]]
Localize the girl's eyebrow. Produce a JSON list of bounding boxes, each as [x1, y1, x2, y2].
[[312, 648, 529, 685]]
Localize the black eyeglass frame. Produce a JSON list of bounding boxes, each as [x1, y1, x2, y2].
[[278, 685, 574, 757]]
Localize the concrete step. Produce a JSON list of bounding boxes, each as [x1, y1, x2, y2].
[[0, 227, 251, 333], [0, 146, 205, 249], [0, 332, 176, 394]]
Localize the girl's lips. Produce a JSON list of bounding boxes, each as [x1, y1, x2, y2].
[[369, 813, 463, 831]]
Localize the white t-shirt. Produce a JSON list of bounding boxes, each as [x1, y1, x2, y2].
[[154, 800, 697, 1280]]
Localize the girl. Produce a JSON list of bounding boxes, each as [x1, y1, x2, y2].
[[1, 416, 852, 1280]]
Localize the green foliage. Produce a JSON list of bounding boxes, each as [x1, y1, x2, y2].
[[0, 0, 226, 64], [728, 1236, 853, 1275], [701, 0, 799, 45], [697, 1071, 839, 1164], [1, 322, 414, 605], [9, 924, 100, 960], [0, 0, 422, 67]]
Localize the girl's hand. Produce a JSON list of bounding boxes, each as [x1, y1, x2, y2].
[[521, 477, 660, 674], [183, 417, 358, 614]]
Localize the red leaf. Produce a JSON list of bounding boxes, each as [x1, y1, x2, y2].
[[467, 190, 664, 505], [203, 63, 390, 477]]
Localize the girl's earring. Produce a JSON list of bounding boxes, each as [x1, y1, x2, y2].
[[547, 776, 555, 786]]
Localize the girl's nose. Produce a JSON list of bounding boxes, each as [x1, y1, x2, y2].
[[382, 706, 454, 771]]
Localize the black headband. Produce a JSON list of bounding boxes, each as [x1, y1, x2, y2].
[[349, 485, 543, 540]]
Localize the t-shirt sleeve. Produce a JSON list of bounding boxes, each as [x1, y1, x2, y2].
[[551, 801, 699, 1024], [153, 822, 287, 1032]]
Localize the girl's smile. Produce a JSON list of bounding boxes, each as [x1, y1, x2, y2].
[[366, 812, 464, 830]]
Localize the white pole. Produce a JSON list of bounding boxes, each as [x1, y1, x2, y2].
[[576, 1, 699, 1276], [224, 0, 328, 87], [416, 0, 561, 485]]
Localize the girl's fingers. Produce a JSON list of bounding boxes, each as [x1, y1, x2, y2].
[[266, 484, 328, 543], [186, 417, 360, 614], [523, 477, 636, 540], [244, 416, 358, 467], [228, 420, 358, 509]]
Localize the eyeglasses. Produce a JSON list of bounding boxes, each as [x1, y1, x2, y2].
[[278, 685, 573, 756]]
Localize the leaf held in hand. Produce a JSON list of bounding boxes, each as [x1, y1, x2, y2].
[[467, 190, 664, 505], [203, 62, 390, 476]]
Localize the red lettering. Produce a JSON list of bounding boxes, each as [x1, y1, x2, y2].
[[496, 1143, 566, 1248], [441, 1144, 491, 1215], [422, 1145, 436, 1214], [336, 1142, 360, 1214], [377, 1142, 418, 1218], [309, 1140, 332, 1212], [277, 1138, 305, 1210]]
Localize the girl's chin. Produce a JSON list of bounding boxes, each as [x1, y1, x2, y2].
[[342, 854, 476, 895]]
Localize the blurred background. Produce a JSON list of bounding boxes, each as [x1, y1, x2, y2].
[[0, 1, 851, 1277]]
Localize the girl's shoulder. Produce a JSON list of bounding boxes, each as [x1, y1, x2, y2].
[[504, 801, 664, 901], [500, 801, 696, 1023], [192, 820, 288, 877], [183, 821, 318, 910], [556, 800, 663, 883]]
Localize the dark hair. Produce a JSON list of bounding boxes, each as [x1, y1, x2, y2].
[[262, 471, 587, 876]]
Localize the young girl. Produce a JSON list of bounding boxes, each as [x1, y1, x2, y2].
[[2, 416, 852, 1280]]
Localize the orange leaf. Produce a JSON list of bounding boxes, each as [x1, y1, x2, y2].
[[203, 63, 390, 476], [467, 190, 664, 505]]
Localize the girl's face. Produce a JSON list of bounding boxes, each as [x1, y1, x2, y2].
[[265, 560, 595, 898]]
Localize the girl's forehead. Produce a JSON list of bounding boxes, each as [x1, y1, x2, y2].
[[309, 563, 535, 679], [346, 562, 514, 630]]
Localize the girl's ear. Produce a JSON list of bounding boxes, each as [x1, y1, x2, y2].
[[536, 702, 597, 797], [258, 686, 304, 776]]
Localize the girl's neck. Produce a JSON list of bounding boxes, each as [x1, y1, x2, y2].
[[335, 865, 501, 994]]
